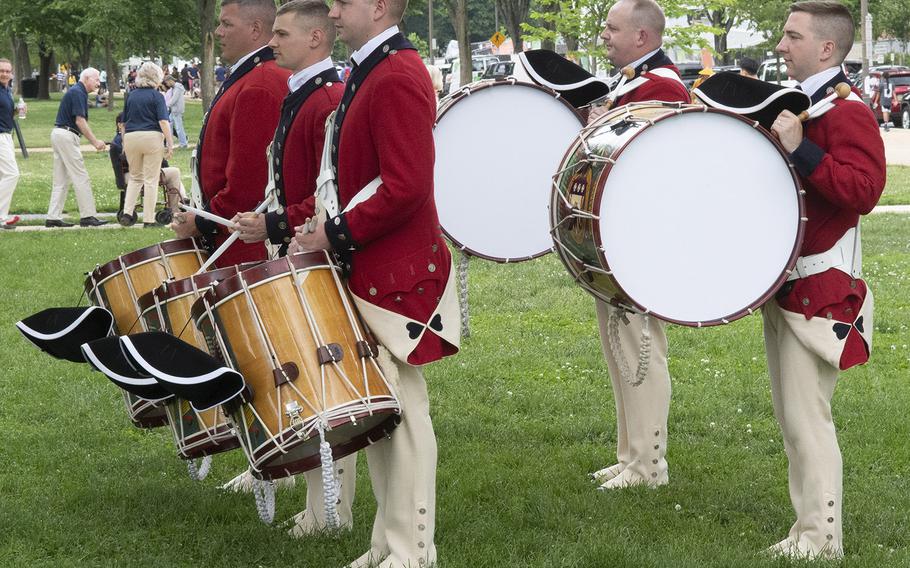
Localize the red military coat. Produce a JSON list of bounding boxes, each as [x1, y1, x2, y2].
[[776, 74, 886, 369], [198, 50, 290, 267], [614, 50, 690, 106], [264, 70, 344, 247], [325, 43, 458, 366]]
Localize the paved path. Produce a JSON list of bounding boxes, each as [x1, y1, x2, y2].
[[881, 127, 910, 166]]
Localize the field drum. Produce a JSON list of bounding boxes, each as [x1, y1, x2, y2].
[[192, 252, 400, 480], [84, 238, 208, 427]]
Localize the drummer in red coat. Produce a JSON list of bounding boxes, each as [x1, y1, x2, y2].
[[230, 0, 356, 536], [764, 1, 885, 559], [171, 0, 290, 268], [293, 0, 460, 564], [588, 0, 690, 491]]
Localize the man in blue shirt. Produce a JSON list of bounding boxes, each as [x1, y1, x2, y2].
[[0, 58, 21, 229], [45, 67, 107, 227]]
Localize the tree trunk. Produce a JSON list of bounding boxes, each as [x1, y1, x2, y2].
[[539, 0, 557, 52], [499, 0, 530, 53], [38, 41, 53, 100], [199, 0, 217, 112], [78, 35, 94, 70], [11, 36, 31, 98], [446, 0, 471, 86], [104, 39, 118, 111]]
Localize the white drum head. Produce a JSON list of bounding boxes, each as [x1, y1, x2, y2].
[[434, 82, 583, 262], [599, 111, 801, 324]]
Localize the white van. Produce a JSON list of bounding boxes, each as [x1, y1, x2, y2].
[[445, 55, 502, 93]]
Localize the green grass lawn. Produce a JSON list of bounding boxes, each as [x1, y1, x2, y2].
[[0, 215, 907, 566]]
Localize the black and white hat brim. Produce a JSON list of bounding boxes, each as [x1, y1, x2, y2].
[[518, 49, 610, 109], [120, 332, 246, 412], [17, 306, 114, 363], [81, 335, 174, 402]]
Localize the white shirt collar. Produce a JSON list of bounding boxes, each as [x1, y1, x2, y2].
[[230, 46, 268, 74], [799, 66, 842, 98], [351, 26, 400, 66], [288, 57, 335, 92]]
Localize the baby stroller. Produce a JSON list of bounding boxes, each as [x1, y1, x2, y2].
[[109, 121, 182, 225]]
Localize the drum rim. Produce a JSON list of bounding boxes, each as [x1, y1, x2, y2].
[[250, 410, 401, 481], [190, 252, 331, 322], [136, 262, 260, 313], [435, 78, 584, 263], [86, 238, 206, 288], [557, 103, 806, 327]]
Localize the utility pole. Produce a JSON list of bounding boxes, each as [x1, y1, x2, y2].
[[428, 0, 434, 62], [861, 0, 870, 97]]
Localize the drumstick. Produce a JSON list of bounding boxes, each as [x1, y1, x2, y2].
[[799, 82, 851, 121], [604, 67, 636, 110], [584, 67, 635, 109], [195, 197, 275, 273], [180, 203, 237, 229]]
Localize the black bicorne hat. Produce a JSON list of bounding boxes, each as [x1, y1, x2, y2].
[[81, 335, 175, 402], [518, 49, 610, 108], [692, 72, 811, 130], [120, 332, 246, 412], [17, 306, 114, 363]]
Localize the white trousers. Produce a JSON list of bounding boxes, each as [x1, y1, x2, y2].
[[763, 299, 843, 558], [595, 300, 670, 484], [354, 355, 437, 568], [0, 133, 20, 220], [47, 128, 97, 219]]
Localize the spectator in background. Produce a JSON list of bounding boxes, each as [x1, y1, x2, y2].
[[163, 75, 188, 148], [426, 64, 443, 100], [189, 62, 200, 97], [120, 62, 174, 227], [180, 64, 190, 92], [739, 57, 759, 79], [99, 69, 108, 94], [46, 67, 107, 227], [215, 59, 227, 91], [127, 67, 137, 91], [879, 71, 893, 131], [0, 58, 21, 229]]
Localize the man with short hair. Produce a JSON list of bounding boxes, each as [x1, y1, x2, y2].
[[231, 0, 352, 536], [45, 67, 107, 228], [739, 56, 759, 78], [765, 1, 885, 559], [171, 0, 291, 267], [0, 58, 21, 229], [589, 0, 690, 491], [295, 0, 462, 564]]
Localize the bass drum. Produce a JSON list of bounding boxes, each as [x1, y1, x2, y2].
[[434, 79, 584, 262], [551, 102, 805, 327]]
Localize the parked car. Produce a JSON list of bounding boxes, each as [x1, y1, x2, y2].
[[757, 59, 798, 87], [481, 60, 514, 80], [445, 55, 501, 93], [871, 70, 910, 126], [676, 62, 703, 89]]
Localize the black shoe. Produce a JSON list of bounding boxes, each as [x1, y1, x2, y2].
[[45, 219, 74, 228], [80, 216, 108, 227], [118, 212, 137, 227]]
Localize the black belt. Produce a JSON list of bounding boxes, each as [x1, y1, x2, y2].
[[55, 125, 81, 136]]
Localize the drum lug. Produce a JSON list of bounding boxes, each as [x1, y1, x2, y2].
[[273, 361, 299, 386], [317, 343, 344, 365]]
